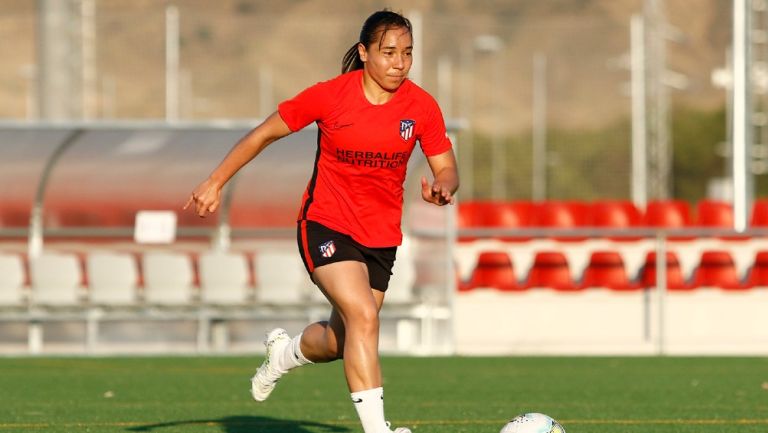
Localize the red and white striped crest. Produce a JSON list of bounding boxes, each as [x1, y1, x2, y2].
[[319, 240, 336, 258], [400, 119, 415, 141]]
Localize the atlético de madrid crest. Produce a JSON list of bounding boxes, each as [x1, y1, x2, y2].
[[319, 240, 336, 258], [400, 119, 415, 141]]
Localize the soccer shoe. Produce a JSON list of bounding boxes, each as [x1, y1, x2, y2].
[[250, 328, 291, 402]]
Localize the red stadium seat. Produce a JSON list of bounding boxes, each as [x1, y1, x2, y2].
[[691, 250, 744, 289], [526, 251, 578, 291], [590, 200, 643, 241], [746, 251, 768, 287], [457, 200, 533, 241], [644, 200, 693, 240], [696, 200, 733, 228], [591, 200, 643, 227], [532, 201, 590, 241], [644, 200, 691, 227], [640, 251, 690, 290], [697, 199, 747, 240], [749, 198, 768, 227], [460, 251, 519, 292], [580, 251, 638, 290]]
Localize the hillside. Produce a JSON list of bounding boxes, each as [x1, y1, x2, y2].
[[0, 0, 730, 133]]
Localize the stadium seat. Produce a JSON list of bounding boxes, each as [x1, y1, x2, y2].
[[745, 251, 768, 287], [0, 253, 26, 305], [644, 200, 693, 241], [526, 251, 578, 290], [639, 251, 690, 290], [580, 251, 638, 290], [590, 200, 643, 241], [695, 199, 747, 241], [253, 250, 311, 304], [457, 200, 533, 241], [691, 250, 743, 289], [30, 252, 84, 305], [591, 200, 643, 227], [199, 251, 251, 305], [749, 198, 768, 227], [695, 199, 733, 228], [532, 201, 590, 241], [461, 251, 519, 291], [86, 251, 139, 305], [142, 252, 196, 305], [644, 200, 692, 227]]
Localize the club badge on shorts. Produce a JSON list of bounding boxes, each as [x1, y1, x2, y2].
[[400, 119, 415, 141], [319, 240, 336, 258]]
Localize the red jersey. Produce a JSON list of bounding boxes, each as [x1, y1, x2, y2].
[[278, 69, 453, 247]]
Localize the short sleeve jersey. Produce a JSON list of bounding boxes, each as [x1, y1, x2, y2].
[[278, 69, 453, 247]]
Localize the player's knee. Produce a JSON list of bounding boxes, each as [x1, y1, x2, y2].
[[349, 306, 379, 335]]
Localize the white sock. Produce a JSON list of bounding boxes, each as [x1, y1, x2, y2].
[[351, 387, 389, 433], [279, 333, 313, 371]]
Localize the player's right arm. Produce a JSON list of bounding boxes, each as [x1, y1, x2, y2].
[[184, 111, 292, 217]]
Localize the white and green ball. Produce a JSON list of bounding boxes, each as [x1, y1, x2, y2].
[[500, 413, 565, 433]]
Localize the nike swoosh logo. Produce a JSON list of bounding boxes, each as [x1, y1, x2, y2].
[[352, 397, 363, 403]]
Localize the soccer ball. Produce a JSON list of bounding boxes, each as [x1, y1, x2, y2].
[[500, 413, 565, 433]]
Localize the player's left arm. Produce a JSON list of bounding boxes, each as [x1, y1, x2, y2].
[[421, 149, 459, 206]]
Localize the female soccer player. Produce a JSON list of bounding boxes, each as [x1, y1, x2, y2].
[[185, 9, 458, 433]]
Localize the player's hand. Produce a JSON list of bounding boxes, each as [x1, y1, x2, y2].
[[183, 179, 222, 217], [421, 175, 455, 206]]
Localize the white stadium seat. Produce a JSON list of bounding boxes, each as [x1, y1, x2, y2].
[[30, 252, 83, 306], [142, 252, 195, 305], [0, 253, 26, 306], [199, 251, 251, 305], [253, 250, 310, 305], [86, 251, 139, 305]]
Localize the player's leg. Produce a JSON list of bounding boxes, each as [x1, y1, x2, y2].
[[297, 282, 383, 361], [311, 261, 409, 433], [295, 310, 343, 361], [251, 272, 382, 401], [311, 260, 381, 390]]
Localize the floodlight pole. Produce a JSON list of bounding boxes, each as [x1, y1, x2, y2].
[[406, 10, 423, 86], [165, 4, 180, 122], [37, 0, 77, 119], [473, 35, 506, 200], [437, 55, 453, 121], [532, 52, 548, 201], [732, 0, 753, 232], [459, 43, 475, 199], [630, 14, 648, 209], [81, 0, 97, 119], [259, 65, 273, 118]]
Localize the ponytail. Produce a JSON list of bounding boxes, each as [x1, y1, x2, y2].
[[341, 9, 412, 74], [341, 43, 364, 74]]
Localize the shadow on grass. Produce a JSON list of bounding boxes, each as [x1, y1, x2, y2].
[[127, 415, 351, 433]]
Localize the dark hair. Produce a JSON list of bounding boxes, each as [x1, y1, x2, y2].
[[341, 9, 412, 74]]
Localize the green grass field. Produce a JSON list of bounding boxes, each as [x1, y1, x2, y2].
[[1, 356, 767, 433]]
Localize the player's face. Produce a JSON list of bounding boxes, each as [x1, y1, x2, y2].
[[359, 27, 413, 92]]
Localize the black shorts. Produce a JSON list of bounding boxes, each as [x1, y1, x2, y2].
[[297, 220, 398, 291]]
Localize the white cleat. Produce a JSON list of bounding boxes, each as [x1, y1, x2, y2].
[[250, 328, 291, 402]]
